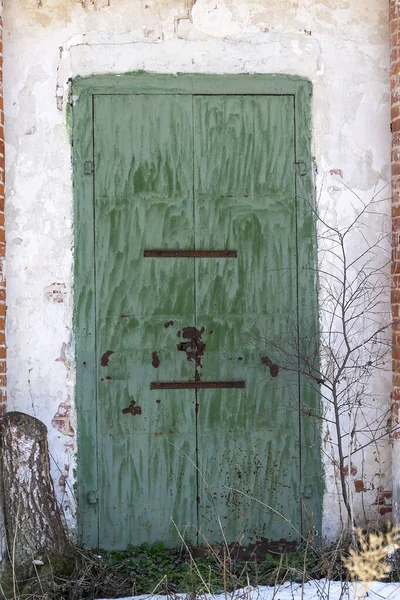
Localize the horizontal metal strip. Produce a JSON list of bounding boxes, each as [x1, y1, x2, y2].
[[144, 250, 237, 258], [150, 381, 245, 390]]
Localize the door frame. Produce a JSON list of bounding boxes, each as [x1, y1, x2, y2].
[[72, 73, 322, 548]]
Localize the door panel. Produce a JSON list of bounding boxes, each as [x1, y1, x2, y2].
[[194, 96, 300, 544], [94, 95, 197, 548], [88, 90, 313, 549]]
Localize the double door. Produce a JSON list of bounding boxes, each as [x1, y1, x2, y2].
[[76, 85, 320, 550]]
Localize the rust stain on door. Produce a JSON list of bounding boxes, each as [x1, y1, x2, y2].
[[177, 326, 205, 362], [122, 399, 142, 416], [260, 355, 280, 378], [151, 351, 160, 368], [101, 350, 114, 366]]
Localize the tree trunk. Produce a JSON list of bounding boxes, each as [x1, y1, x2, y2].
[[0, 411, 71, 575]]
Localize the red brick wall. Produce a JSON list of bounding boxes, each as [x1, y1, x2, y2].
[[0, 2, 6, 416]]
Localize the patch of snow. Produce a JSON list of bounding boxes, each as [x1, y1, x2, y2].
[[95, 580, 400, 600]]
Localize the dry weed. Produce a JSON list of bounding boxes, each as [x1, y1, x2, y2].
[[342, 526, 400, 597]]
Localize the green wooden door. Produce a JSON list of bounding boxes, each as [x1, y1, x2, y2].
[[74, 75, 321, 551]]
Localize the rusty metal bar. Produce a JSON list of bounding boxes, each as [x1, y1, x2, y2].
[[144, 250, 237, 258], [150, 381, 245, 390]]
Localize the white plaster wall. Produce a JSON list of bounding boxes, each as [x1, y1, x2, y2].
[[3, 0, 391, 545]]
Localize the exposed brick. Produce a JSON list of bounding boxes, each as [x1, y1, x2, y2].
[[393, 60, 400, 78], [392, 331, 400, 346], [392, 386, 400, 404], [392, 216, 400, 233], [393, 131, 400, 147], [395, 137, 400, 152], [392, 85, 400, 104], [390, 2, 400, 22], [391, 288, 400, 304]]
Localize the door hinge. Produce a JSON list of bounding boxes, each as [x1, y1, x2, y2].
[[295, 161, 307, 176], [300, 484, 313, 499], [84, 161, 94, 175], [87, 490, 98, 504]]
